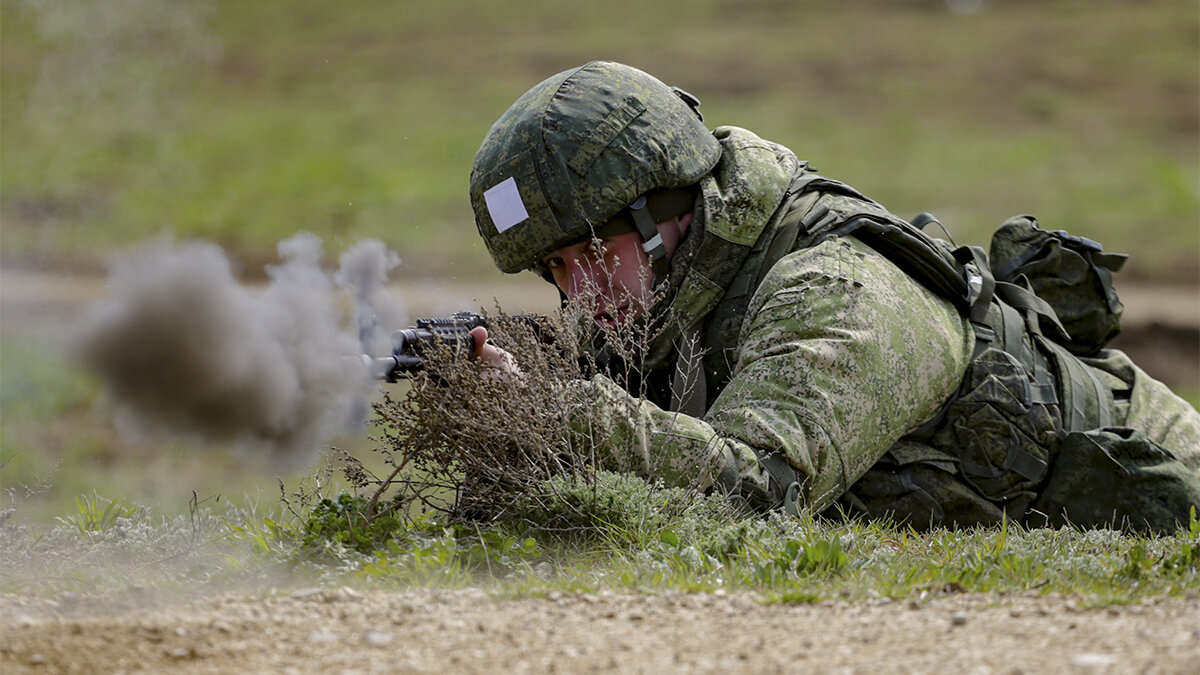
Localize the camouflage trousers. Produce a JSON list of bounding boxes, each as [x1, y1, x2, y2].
[[837, 350, 1200, 533]]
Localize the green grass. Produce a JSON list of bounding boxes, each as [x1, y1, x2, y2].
[[2, 473, 1197, 607], [1, 0, 1196, 279]]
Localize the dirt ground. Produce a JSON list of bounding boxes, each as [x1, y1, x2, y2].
[[0, 586, 1195, 667], [1, 589, 1198, 674]]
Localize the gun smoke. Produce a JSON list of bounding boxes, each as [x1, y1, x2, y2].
[[75, 234, 406, 463], [336, 239, 406, 357]]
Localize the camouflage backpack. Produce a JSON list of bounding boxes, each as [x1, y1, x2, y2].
[[988, 214, 1127, 357]]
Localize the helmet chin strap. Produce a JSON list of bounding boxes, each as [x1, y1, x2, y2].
[[629, 195, 672, 289], [535, 187, 696, 289]]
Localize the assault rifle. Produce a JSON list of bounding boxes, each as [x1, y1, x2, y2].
[[364, 311, 548, 382]]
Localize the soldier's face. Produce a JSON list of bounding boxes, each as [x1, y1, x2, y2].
[[542, 230, 654, 328], [542, 212, 692, 328]]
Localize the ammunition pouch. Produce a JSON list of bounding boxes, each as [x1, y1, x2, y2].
[[1029, 427, 1200, 534], [833, 440, 1008, 529]]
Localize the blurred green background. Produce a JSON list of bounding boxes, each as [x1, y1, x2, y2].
[[2, 0, 1197, 278], [1, 0, 1197, 518]]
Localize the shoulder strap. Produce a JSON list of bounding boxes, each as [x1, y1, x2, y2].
[[711, 172, 996, 355]]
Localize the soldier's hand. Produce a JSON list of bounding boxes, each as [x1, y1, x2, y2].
[[469, 326, 523, 381]]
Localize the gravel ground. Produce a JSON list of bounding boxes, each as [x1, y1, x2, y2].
[[1, 589, 1198, 674]]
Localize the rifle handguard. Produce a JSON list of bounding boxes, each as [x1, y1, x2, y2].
[[367, 311, 550, 383]]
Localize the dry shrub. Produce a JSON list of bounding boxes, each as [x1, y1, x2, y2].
[[340, 249, 695, 531], [363, 308, 590, 524]]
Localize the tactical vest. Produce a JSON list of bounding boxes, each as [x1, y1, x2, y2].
[[684, 164, 1125, 521]]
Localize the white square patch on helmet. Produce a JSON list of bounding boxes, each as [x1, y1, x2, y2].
[[484, 177, 530, 233]]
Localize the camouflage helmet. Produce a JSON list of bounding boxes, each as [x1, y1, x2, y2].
[[470, 61, 721, 274]]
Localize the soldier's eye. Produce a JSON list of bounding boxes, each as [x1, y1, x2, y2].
[[543, 257, 563, 269]]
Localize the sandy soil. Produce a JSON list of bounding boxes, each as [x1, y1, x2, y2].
[[1, 589, 1198, 674]]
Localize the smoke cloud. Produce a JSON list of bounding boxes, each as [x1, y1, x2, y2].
[[336, 239, 406, 358], [75, 234, 405, 463]]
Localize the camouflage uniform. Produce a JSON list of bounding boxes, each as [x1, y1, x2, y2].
[[472, 62, 1200, 531], [563, 127, 976, 507]]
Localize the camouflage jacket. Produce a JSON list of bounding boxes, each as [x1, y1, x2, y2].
[[564, 126, 974, 512]]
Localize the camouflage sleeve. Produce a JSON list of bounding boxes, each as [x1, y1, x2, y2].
[[1080, 349, 1200, 471], [565, 235, 974, 512], [563, 373, 770, 492]]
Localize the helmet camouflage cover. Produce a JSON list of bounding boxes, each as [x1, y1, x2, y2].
[[470, 61, 722, 274]]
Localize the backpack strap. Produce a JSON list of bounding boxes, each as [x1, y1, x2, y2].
[[1039, 337, 1115, 432], [820, 215, 992, 321], [993, 280, 1071, 344], [952, 245, 996, 325], [844, 217, 1115, 433]]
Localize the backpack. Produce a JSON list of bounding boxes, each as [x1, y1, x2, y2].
[[988, 215, 1127, 357]]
